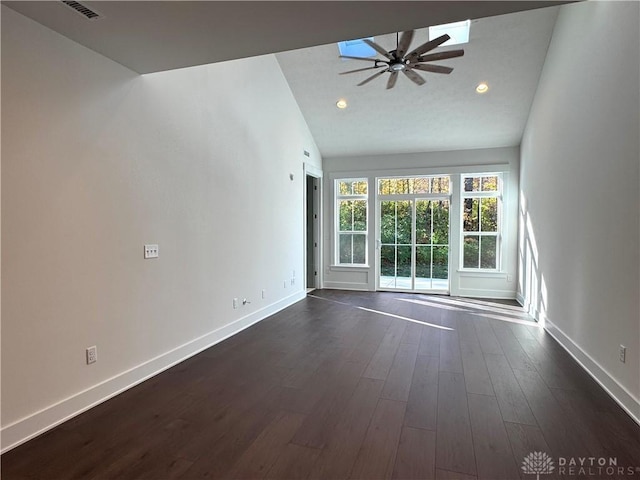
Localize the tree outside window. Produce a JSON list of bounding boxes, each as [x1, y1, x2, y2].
[[336, 179, 368, 265], [461, 174, 501, 269]]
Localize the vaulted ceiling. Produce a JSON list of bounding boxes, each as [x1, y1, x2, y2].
[[4, 1, 571, 157], [276, 7, 559, 157]]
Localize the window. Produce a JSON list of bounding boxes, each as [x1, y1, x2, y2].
[[337, 38, 376, 58], [378, 176, 450, 195], [428, 20, 471, 46], [335, 179, 368, 265], [461, 174, 502, 269]]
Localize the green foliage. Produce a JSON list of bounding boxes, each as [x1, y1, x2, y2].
[[337, 179, 368, 264], [381, 200, 450, 280], [462, 174, 500, 269], [338, 174, 501, 274], [480, 236, 497, 268], [338, 180, 367, 195], [339, 200, 366, 232], [463, 236, 479, 268], [378, 177, 450, 195], [416, 200, 449, 245], [463, 175, 498, 193], [463, 235, 497, 269], [339, 233, 366, 264], [463, 197, 497, 232]]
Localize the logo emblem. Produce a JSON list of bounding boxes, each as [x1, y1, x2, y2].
[[522, 451, 555, 479]]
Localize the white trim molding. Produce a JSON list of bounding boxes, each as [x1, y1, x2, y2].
[[322, 281, 370, 291], [544, 318, 640, 426], [303, 163, 324, 290], [454, 287, 517, 300], [0, 291, 306, 453]]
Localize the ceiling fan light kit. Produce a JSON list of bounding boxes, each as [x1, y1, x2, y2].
[[339, 30, 464, 89]]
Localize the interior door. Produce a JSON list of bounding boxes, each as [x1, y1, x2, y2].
[[305, 174, 322, 290]]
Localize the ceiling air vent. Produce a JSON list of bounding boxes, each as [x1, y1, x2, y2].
[[61, 1, 103, 20]]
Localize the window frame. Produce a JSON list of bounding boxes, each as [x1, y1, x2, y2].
[[335, 178, 369, 266], [460, 173, 503, 271]]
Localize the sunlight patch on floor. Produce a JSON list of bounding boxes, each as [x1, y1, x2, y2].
[[307, 294, 454, 331], [396, 296, 539, 327]]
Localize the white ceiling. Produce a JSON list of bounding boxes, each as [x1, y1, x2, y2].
[[276, 7, 559, 157], [4, 1, 566, 158]]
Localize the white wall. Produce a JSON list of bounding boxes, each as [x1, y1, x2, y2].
[[322, 147, 520, 299], [519, 1, 639, 420], [1, 6, 321, 451]]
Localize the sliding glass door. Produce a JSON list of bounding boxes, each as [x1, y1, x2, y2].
[[415, 199, 450, 291], [380, 200, 413, 289], [378, 177, 450, 293]]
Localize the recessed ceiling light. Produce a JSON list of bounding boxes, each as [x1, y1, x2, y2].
[[476, 82, 489, 94], [336, 99, 348, 109]]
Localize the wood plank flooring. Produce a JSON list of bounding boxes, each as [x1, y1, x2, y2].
[[3, 290, 639, 480]]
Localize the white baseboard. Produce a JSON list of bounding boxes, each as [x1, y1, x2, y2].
[[544, 318, 640, 426], [0, 291, 306, 454], [454, 287, 517, 300], [324, 283, 516, 298], [515, 292, 526, 308], [323, 281, 370, 291]]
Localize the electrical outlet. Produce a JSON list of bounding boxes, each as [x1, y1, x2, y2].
[[86, 346, 97, 365], [284, 280, 287, 288], [507, 274, 513, 282], [619, 345, 626, 363], [262, 289, 266, 299], [144, 244, 159, 259], [233, 298, 239, 309]]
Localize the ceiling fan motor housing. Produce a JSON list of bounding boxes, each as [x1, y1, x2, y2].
[[339, 31, 464, 88]]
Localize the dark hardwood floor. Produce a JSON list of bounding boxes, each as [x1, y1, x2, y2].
[[3, 290, 640, 479]]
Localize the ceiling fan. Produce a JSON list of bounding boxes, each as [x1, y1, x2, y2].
[[339, 31, 464, 89]]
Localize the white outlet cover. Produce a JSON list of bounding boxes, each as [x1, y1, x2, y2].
[[86, 346, 97, 364]]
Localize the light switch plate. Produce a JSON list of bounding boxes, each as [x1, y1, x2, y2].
[[144, 244, 159, 259]]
